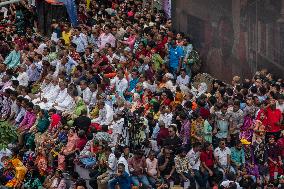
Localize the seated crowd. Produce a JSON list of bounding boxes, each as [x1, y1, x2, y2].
[[0, 0, 283, 189]]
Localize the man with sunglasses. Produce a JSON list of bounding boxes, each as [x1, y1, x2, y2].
[[162, 124, 182, 154], [214, 139, 235, 179]]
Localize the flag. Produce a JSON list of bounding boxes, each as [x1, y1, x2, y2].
[[86, 0, 90, 10], [59, 0, 78, 27]]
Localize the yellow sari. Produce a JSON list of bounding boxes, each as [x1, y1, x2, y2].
[[5, 158, 27, 188]]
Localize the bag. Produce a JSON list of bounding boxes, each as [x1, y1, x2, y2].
[[80, 157, 96, 167]]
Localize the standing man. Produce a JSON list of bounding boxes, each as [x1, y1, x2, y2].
[[214, 139, 235, 179], [266, 99, 283, 141], [187, 142, 209, 189], [168, 40, 183, 77]]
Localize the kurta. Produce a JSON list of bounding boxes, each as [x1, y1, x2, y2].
[[55, 88, 68, 104], [3, 50, 21, 68], [55, 94, 75, 113]]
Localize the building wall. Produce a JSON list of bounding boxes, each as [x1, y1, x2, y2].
[[172, 0, 284, 82]]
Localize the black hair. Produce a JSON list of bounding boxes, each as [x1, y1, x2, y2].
[[250, 86, 257, 94], [12, 80, 19, 86], [226, 88, 234, 97], [192, 142, 202, 148], [202, 141, 212, 151], [101, 125, 108, 132], [27, 102, 34, 109], [117, 163, 125, 168], [75, 179, 87, 188]]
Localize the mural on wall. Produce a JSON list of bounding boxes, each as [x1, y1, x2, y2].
[[172, 0, 284, 82]]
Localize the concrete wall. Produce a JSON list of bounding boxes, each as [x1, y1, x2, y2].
[[172, 0, 284, 82]]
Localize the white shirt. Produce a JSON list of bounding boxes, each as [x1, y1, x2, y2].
[[72, 33, 88, 53], [221, 180, 242, 189], [110, 118, 124, 146], [41, 83, 52, 95], [187, 149, 201, 170], [44, 84, 60, 102], [158, 113, 172, 128], [56, 94, 75, 112], [89, 91, 98, 107], [17, 72, 29, 87], [111, 77, 128, 96], [98, 33, 116, 49], [108, 153, 117, 174], [111, 118, 124, 135], [107, 53, 119, 64], [214, 147, 231, 166], [10, 100, 19, 116], [55, 88, 68, 104], [176, 75, 190, 86], [165, 80, 175, 92], [77, 86, 92, 104]]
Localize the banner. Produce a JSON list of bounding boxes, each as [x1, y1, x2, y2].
[[86, 0, 90, 10], [59, 0, 78, 27]]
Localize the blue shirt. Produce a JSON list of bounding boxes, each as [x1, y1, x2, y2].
[[128, 78, 139, 92], [3, 50, 21, 68], [27, 64, 41, 82], [231, 147, 245, 166], [169, 45, 183, 70], [115, 172, 131, 189], [72, 34, 87, 53], [65, 56, 78, 75]]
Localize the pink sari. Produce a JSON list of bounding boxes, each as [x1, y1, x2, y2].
[[57, 134, 79, 170]]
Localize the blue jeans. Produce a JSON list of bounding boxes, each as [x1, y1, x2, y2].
[[181, 172, 196, 189], [147, 176, 157, 188], [131, 175, 151, 188], [193, 169, 209, 188]]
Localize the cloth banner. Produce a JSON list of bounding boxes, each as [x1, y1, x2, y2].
[[86, 0, 90, 10], [59, 0, 78, 27]]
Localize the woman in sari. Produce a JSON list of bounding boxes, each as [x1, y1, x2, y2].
[[35, 148, 48, 176], [67, 91, 87, 126], [57, 128, 79, 171], [240, 97, 258, 142], [5, 149, 27, 188], [26, 109, 50, 150]]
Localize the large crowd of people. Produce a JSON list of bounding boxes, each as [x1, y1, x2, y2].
[[0, 0, 283, 188]]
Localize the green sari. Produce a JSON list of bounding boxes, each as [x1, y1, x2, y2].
[[74, 97, 87, 116], [26, 111, 50, 149], [67, 97, 87, 126]]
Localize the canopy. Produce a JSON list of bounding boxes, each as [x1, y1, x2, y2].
[[45, 0, 63, 5]]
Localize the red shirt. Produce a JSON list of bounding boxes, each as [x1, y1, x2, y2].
[[157, 128, 169, 146], [200, 150, 214, 169], [76, 137, 88, 151], [266, 107, 282, 132], [277, 138, 284, 158]]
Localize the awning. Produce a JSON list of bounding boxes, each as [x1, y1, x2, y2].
[[45, 0, 63, 5]]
